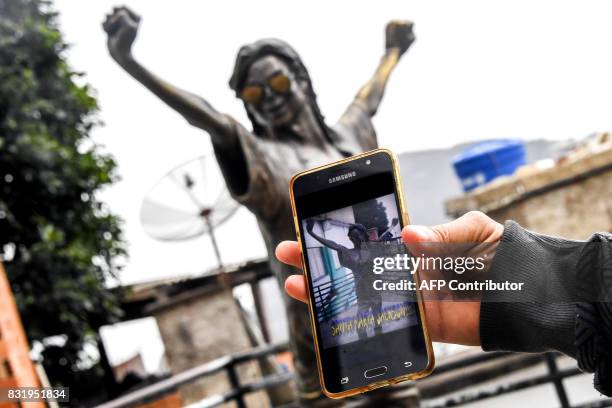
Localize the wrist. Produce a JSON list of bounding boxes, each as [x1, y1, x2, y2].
[[112, 51, 135, 68], [384, 47, 401, 61]]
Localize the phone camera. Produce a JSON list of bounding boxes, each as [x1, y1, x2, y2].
[[366, 159, 371, 165]]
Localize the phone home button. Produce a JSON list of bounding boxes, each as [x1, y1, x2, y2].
[[364, 366, 388, 378]]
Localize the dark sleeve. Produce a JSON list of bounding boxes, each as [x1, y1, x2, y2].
[[479, 221, 584, 357], [480, 222, 612, 395]]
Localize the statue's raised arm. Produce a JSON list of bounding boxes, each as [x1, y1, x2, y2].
[[354, 21, 415, 116], [306, 220, 348, 253], [102, 7, 236, 148]]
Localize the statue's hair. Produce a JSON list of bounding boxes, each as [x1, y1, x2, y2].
[[348, 224, 369, 241], [228, 38, 335, 144]]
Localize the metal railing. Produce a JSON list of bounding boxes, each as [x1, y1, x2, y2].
[[95, 345, 612, 408], [420, 352, 610, 408], [312, 272, 356, 322], [93, 343, 291, 408]]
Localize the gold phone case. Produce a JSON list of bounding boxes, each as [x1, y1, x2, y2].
[[289, 148, 435, 399]]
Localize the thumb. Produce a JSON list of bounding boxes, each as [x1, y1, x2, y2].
[[402, 212, 503, 250], [402, 224, 447, 257], [402, 225, 443, 244]]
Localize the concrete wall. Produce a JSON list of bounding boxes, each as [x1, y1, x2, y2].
[[446, 144, 612, 239], [152, 289, 266, 406], [488, 168, 612, 239], [401, 139, 567, 226]]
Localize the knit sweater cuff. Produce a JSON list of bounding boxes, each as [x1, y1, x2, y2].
[[480, 221, 583, 357]]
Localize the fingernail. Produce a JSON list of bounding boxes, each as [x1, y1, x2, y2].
[[403, 225, 434, 241]]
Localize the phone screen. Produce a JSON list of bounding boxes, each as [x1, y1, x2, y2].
[[292, 151, 431, 395]]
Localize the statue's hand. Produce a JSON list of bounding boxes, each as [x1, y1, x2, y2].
[[385, 20, 415, 56], [306, 219, 315, 233], [103, 6, 141, 63]]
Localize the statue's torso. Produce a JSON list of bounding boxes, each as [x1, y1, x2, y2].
[[213, 102, 378, 396], [254, 138, 347, 281], [225, 102, 378, 281]]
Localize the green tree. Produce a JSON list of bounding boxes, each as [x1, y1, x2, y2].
[[0, 0, 125, 398]]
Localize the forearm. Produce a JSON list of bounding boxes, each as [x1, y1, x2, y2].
[[355, 48, 400, 116], [480, 222, 612, 395], [114, 54, 233, 144], [480, 221, 583, 357], [308, 229, 344, 252]]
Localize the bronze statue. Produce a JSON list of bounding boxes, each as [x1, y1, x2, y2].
[[306, 221, 384, 340], [103, 6, 415, 405]]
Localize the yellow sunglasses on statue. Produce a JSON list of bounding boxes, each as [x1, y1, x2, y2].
[[240, 74, 291, 105]]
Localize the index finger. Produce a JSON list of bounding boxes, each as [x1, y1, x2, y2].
[[275, 241, 303, 269]]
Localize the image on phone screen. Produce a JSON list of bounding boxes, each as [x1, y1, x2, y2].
[[303, 193, 418, 349]]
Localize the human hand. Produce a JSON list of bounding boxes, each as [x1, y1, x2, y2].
[[276, 211, 503, 346], [306, 219, 315, 233]]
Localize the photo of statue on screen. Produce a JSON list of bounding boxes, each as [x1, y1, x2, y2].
[[302, 194, 416, 349]]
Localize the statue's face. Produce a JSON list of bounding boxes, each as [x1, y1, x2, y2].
[[348, 229, 367, 249], [240, 55, 307, 128]]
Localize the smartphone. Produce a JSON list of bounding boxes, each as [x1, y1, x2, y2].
[[289, 148, 434, 398]]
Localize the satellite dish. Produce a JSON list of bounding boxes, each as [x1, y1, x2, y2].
[[140, 155, 239, 268]]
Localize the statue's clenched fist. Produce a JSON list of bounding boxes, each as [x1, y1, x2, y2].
[[102, 6, 141, 62], [385, 20, 415, 56]]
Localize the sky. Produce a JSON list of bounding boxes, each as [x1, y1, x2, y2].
[[53, 0, 612, 285]]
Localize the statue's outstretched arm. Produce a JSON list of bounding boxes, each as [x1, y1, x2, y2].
[[354, 21, 415, 116], [103, 7, 234, 147], [306, 220, 347, 252]]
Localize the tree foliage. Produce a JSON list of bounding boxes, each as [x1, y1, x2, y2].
[[0, 0, 125, 391]]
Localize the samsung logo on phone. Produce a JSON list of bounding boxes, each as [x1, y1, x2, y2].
[[328, 171, 356, 184]]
